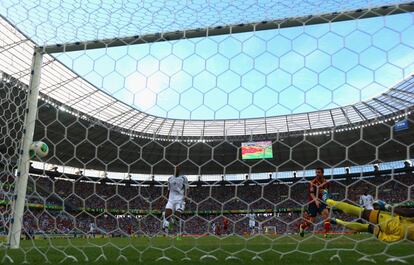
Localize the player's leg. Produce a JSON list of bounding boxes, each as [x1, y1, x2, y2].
[[321, 207, 331, 237], [300, 205, 316, 237], [331, 218, 374, 233], [322, 190, 364, 218], [175, 201, 185, 238], [326, 199, 364, 217], [249, 221, 255, 235], [300, 216, 314, 236], [322, 190, 391, 225], [175, 210, 182, 235], [216, 225, 222, 236], [163, 202, 174, 232]]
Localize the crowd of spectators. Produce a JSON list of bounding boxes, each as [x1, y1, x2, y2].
[[26, 173, 413, 212], [0, 170, 412, 238]]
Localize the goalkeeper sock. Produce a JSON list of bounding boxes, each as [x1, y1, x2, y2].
[[334, 219, 369, 232], [326, 199, 363, 217]]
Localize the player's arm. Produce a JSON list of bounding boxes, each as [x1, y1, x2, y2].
[[309, 183, 319, 207], [393, 207, 414, 217], [310, 193, 319, 207], [375, 200, 414, 217]]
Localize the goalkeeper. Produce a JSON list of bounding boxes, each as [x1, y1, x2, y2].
[[322, 190, 414, 242]]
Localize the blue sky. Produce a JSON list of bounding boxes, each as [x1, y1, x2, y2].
[[53, 12, 414, 120], [0, 0, 403, 44]]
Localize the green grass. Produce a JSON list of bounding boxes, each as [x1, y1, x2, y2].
[[1, 234, 413, 265]]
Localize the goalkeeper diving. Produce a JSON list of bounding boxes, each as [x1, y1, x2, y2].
[[322, 190, 414, 242]]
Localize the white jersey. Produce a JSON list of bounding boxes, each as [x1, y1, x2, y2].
[[359, 194, 374, 210], [89, 223, 96, 232], [248, 213, 256, 227], [168, 175, 188, 201], [248, 213, 256, 222], [212, 223, 216, 234]]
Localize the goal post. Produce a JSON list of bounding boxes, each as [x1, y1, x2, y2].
[[7, 50, 43, 249], [264, 226, 277, 235]]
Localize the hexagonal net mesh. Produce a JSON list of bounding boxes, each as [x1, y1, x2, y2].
[[1, 1, 414, 264], [0, 72, 28, 252]]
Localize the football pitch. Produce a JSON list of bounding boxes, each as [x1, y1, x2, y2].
[[1, 234, 413, 265]]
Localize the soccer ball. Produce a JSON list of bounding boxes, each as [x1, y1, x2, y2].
[[29, 141, 49, 159]]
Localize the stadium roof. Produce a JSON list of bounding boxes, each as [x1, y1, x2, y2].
[[1, 3, 414, 138], [2, 70, 414, 175]]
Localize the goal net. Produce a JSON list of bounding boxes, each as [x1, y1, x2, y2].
[[263, 226, 276, 235], [0, 1, 414, 264]]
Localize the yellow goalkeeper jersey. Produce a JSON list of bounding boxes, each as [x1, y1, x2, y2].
[[372, 211, 414, 242]]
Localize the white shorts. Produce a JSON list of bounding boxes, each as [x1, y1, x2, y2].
[[249, 221, 256, 228], [166, 200, 185, 212]]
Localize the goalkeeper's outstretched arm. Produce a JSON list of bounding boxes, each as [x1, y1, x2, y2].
[[375, 200, 414, 217], [393, 207, 414, 218]]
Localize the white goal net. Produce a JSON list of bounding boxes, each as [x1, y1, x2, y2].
[[0, 1, 414, 264]]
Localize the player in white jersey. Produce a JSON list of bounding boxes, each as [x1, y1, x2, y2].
[[162, 166, 188, 235], [359, 190, 374, 210], [211, 222, 216, 235], [248, 211, 256, 235], [88, 223, 96, 238]]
